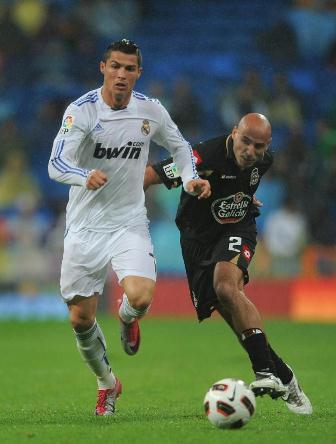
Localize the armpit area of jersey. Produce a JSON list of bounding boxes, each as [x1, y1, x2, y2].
[[152, 158, 182, 189]]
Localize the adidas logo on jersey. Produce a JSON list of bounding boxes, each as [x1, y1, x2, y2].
[[93, 122, 104, 132], [93, 142, 144, 160]]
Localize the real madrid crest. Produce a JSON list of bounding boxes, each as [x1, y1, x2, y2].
[[141, 119, 150, 135], [250, 168, 259, 186]]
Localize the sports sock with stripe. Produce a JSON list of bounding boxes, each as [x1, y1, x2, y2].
[[119, 293, 150, 323], [74, 320, 116, 389]]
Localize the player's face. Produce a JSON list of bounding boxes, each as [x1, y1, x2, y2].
[[231, 126, 270, 169], [100, 51, 142, 108]]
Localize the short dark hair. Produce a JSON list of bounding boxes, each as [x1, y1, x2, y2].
[[102, 39, 142, 66]]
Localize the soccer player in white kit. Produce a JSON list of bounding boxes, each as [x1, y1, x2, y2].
[[48, 39, 211, 416]]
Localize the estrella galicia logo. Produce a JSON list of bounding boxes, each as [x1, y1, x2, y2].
[[141, 119, 150, 135], [211, 193, 251, 224], [93, 141, 144, 159]]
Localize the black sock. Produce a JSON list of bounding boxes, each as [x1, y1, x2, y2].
[[268, 345, 293, 384], [242, 328, 277, 375]]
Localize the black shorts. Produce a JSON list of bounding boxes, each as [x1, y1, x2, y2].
[[180, 230, 257, 322]]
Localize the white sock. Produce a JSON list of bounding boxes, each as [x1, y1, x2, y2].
[[74, 320, 116, 390], [119, 293, 150, 324]]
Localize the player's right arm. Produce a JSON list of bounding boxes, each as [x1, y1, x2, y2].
[[144, 158, 210, 199], [143, 165, 162, 190], [144, 158, 182, 191], [144, 138, 208, 191], [48, 104, 107, 190]]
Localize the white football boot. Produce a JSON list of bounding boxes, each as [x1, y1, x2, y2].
[[250, 372, 287, 399], [282, 369, 313, 415]]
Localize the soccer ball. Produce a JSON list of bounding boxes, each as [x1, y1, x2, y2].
[[203, 378, 256, 429]]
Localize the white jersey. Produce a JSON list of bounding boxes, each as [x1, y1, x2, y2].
[[48, 88, 199, 232]]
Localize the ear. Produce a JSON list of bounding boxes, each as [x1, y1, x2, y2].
[[137, 67, 143, 80], [100, 61, 105, 75], [266, 137, 272, 151], [231, 125, 238, 140]]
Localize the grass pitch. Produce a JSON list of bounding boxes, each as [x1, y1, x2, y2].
[[0, 317, 335, 444]]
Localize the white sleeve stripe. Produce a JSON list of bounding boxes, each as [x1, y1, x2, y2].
[[188, 143, 198, 179], [51, 140, 89, 178], [184, 138, 198, 179], [175, 128, 198, 180]]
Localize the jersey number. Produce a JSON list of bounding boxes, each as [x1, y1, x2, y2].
[[228, 236, 242, 253]]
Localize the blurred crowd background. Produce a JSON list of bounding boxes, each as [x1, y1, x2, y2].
[[0, 0, 336, 301]]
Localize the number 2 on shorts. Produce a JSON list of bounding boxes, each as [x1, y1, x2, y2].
[[228, 236, 242, 253]]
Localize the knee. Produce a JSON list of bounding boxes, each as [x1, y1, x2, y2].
[[128, 290, 153, 311], [124, 279, 155, 311], [69, 310, 95, 332], [214, 280, 237, 308]]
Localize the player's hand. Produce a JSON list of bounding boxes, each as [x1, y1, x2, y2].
[[253, 195, 263, 207], [86, 169, 108, 190], [186, 178, 211, 199]]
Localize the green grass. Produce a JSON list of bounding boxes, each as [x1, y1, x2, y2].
[[0, 317, 335, 444]]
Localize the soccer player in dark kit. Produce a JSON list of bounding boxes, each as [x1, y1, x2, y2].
[[144, 113, 312, 414]]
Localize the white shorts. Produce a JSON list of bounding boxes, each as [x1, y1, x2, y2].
[[60, 224, 156, 302]]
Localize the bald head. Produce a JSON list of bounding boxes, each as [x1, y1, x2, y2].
[[232, 113, 272, 170], [237, 113, 272, 142]]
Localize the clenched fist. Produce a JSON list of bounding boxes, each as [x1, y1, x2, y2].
[[86, 169, 108, 190]]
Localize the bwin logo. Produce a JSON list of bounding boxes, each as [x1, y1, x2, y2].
[[93, 141, 143, 159]]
